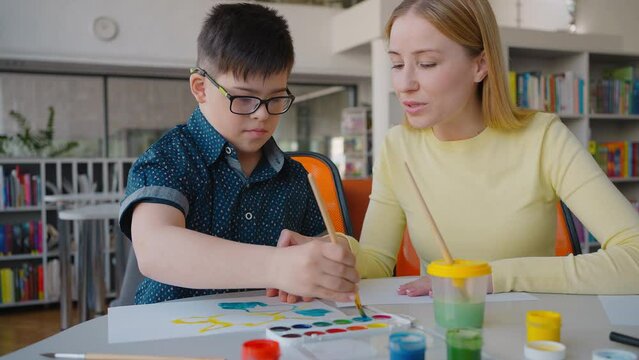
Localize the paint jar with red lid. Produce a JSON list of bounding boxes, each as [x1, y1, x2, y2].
[[242, 339, 280, 360]]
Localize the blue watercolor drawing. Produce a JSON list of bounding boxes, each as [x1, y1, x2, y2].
[[218, 302, 267, 311], [293, 309, 331, 317]]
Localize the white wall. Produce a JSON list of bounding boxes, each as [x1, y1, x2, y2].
[[0, 0, 371, 77], [489, 0, 639, 54], [489, 0, 570, 31], [576, 0, 639, 53]]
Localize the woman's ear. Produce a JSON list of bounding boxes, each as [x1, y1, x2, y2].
[[190, 73, 207, 103], [474, 51, 488, 83]]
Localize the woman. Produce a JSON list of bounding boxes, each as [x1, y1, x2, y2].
[[271, 0, 639, 302]]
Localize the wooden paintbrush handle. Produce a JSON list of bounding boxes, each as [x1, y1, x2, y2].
[[404, 162, 454, 264], [307, 173, 339, 244]]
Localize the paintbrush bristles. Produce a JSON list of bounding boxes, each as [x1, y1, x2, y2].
[[404, 162, 454, 265]]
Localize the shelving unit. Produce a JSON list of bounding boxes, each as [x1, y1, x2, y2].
[[0, 158, 134, 308], [338, 107, 372, 179], [503, 28, 639, 253]]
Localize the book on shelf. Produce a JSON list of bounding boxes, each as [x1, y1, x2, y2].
[[590, 65, 639, 115], [0, 263, 44, 304], [588, 140, 639, 178], [0, 165, 42, 209], [0, 221, 44, 256], [509, 70, 585, 114]]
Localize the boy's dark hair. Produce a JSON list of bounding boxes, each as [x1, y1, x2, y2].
[[197, 3, 295, 80]]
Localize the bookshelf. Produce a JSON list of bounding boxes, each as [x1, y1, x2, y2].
[[0, 158, 134, 308], [503, 28, 639, 253], [339, 107, 372, 179]]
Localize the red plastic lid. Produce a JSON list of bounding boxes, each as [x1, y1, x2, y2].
[[242, 339, 280, 360]]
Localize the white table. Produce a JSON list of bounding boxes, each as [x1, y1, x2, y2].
[[3, 291, 638, 359], [44, 193, 123, 203], [57, 203, 122, 330]]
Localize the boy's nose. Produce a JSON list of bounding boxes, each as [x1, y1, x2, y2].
[[250, 103, 270, 121]]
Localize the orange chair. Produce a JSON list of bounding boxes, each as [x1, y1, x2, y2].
[[289, 151, 353, 236], [342, 179, 373, 239], [555, 202, 582, 256]]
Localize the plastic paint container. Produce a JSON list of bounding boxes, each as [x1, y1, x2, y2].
[[527, 310, 561, 342], [524, 341, 566, 360], [242, 339, 280, 360], [427, 259, 492, 329], [389, 330, 426, 360], [446, 328, 482, 360], [592, 349, 638, 360]]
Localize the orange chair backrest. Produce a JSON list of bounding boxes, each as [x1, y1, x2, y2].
[[396, 229, 421, 276], [291, 153, 350, 235], [555, 202, 575, 256], [342, 179, 372, 239]]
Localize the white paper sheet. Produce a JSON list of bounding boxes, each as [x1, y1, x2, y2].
[[335, 277, 537, 307], [108, 295, 345, 343], [599, 295, 639, 326]]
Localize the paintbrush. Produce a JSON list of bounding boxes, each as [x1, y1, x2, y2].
[[403, 162, 469, 298], [403, 162, 454, 264], [307, 173, 368, 319], [41, 353, 224, 360]]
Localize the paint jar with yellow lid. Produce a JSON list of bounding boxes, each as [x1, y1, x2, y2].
[[427, 259, 492, 329], [526, 310, 561, 342]]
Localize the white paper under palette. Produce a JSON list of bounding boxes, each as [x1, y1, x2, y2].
[[108, 295, 345, 343]]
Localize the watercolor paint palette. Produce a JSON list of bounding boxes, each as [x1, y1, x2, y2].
[[265, 313, 412, 346]]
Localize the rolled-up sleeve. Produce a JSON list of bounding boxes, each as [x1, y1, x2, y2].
[[119, 146, 191, 239]]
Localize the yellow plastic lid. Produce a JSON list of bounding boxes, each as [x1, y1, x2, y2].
[[426, 259, 492, 279], [527, 310, 561, 327]]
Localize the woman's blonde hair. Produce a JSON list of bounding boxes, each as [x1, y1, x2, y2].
[[386, 0, 534, 130]]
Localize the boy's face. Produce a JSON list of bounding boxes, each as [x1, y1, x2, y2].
[[191, 70, 290, 158]]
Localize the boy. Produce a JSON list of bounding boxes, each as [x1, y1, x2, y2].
[[119, 3, 358, 305]]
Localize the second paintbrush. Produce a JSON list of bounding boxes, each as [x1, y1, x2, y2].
[[307, 173, 368, 319]]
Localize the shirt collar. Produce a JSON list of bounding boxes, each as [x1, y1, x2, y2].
[[186, 106, 227, 166], [186, 106, 285, 175]]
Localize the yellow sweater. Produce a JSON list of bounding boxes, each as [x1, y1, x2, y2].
[[348, 112, 639, 294]]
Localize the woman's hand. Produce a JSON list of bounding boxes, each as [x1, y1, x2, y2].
[[266, 230, 359, 303], [397, 276, 433, 297], [397, 275, 495, 297]]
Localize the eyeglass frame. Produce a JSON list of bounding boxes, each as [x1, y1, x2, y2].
[[189, 67, 296, 115]]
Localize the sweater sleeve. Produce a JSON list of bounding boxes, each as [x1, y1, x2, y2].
[[491, 117, 639, 294], [347, 130, 407, 278]]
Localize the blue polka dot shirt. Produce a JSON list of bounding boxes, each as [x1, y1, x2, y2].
[[119, 107, 326, 305]]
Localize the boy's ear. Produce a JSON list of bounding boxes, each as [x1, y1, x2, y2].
[[190, 74, 207, 103], [474, 51, 488, 83]]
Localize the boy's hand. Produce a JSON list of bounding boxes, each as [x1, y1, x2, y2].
[[266, 229, 320, 302], [268, 231, 359, 303], [266, 230, 352, 303]]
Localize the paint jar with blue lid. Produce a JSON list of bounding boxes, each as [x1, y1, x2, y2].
[[592, 349, 638, 360], [389, 330, 426, 360]]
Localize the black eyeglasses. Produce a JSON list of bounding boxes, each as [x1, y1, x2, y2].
[[190, 67, 295, 115]]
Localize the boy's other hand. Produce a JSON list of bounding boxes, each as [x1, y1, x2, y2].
[[268, 232, 359, 303]]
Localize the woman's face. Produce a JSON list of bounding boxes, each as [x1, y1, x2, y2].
[[388, 11, 486, 131]]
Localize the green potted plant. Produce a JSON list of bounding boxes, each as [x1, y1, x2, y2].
[[0, 106, 78, 157]]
